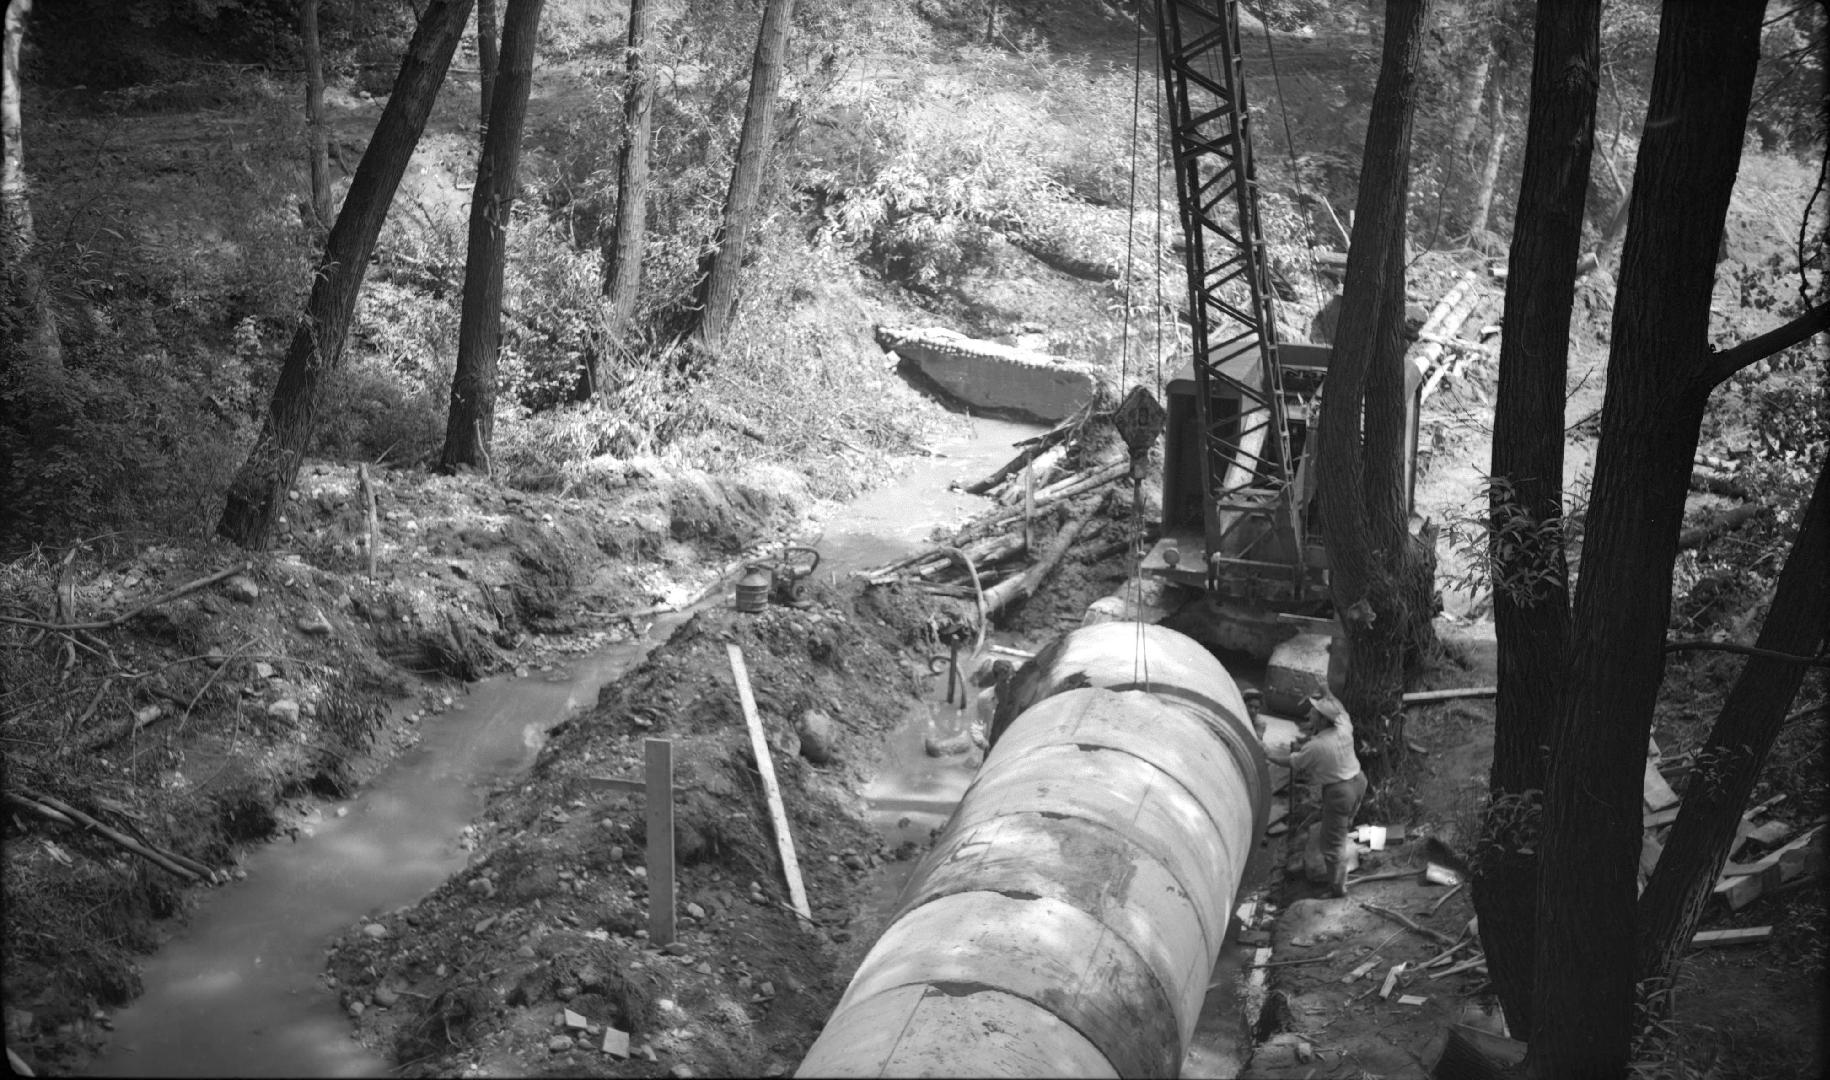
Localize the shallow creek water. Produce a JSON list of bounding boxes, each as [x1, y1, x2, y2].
[[85, 416, 1040, 1078]]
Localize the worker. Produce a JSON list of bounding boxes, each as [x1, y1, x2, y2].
[[1264, 690, 1365, 898]]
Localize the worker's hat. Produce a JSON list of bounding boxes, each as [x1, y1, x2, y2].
[[1306, 691, 1346, 722]]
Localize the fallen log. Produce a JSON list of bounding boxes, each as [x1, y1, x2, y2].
[[981, 502, 1099, 620], [1689, 468, 1750, 500], [993, 444, 1069, 506], [964, 460, 1128, 541], [962, 427, 1071, 495], [1413, 271, 1487, 402], [1678, 503, 1767, 549]]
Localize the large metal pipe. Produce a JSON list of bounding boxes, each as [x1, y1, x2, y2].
[[799, 622, 1270, 1078]]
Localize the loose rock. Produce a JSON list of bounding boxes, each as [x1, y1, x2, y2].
[[266, 700, 301, 724], [223, 575, 260, 603], [361, 923, 388, 940], [797, 709, 839, 764], [297, 610, 334, 635]]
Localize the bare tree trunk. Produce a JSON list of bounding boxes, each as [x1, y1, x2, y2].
[[581, 0, 655, 400], [477, 0, 498, 129], [692, 0, 794, 355], [1636, 456, 1828, 1001], [218, 0, 475, 549], [1471, 83, 1507, 236], [1472, 0, 1599, 1048], [2, 0, 61, 378], [301, 0, 333, 232], [1315, 0, 1435, 783], [1531, 3, 1766, 1073], [440, 0, 544, 472]]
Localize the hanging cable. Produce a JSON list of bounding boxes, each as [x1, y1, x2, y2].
[[1120, 4, 1149, 392], [1261, 17, 1325, 267]]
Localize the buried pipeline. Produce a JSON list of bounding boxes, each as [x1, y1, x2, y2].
[[798, 622, 1272, 1077]]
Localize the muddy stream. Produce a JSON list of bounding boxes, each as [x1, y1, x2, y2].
[[87, 414, 1252, 1077]]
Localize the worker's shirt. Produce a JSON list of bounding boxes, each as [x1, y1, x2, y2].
[[1290, 721, 1361, 786]]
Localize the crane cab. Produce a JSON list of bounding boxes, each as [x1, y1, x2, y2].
[[1139, 337, 1423, 630]]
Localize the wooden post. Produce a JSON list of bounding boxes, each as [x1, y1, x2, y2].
[[644, 737, 675, 945], [358, 463, 379, 576], [727, 643, 811, 921]]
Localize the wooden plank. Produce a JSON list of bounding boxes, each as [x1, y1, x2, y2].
[[1248, 946, 1274, 990], [644, 738, 676, 946], [1639, 832, 1664, 878], [1690, 926, 1772, 947], [1379, 961, 1407, 999], [1397, 994, 1429, 1006], [727, 643, 812, 922], [1642, 759, 1679, 812], [1716, 824, 1824, 891], [1724, 845, 1824, 911], [1342, 955, 1383, 983]]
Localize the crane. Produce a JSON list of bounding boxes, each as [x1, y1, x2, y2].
[[1140, 0, 1423, 665]]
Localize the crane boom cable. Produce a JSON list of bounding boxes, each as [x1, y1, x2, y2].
[[1260, 12, 1324, 267]]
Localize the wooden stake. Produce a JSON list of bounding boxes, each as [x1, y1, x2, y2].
[[727, 644, 811, 922], [358, 463, 379, 577], [644, 738, 675, 945]]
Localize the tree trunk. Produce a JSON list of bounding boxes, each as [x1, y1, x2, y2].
[[440, 0, 544, 473], [1314, 0, 1434, 783], [301, 0, 333, 232], [217, 0, 475, 549], [1448, 51, 1491, 163], [692, 0, 794, 355], [1472, 0, 1599, 1047], [1530, 3, 1765, 1075], [581, 0, 655, 400], [1471, 83, 1507, 236], [1636, 455, 1828, 999], [477, 0, 498, 130], [2, 0, 61, 378]]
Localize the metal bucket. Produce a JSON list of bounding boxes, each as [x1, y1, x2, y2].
[[735, 565, 772, 614]]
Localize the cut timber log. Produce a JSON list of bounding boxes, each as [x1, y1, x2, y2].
[[1689, 468, 1750, 500], [964, 460, 1128, 540], [993, 444, 1068, 505], [1678, 502, 1767, 549], [981, 503, 1099, 620], [1413, 271, 1487, 402]]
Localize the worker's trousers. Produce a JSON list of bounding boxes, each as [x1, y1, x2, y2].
[[1316, 771, 1368, 889]]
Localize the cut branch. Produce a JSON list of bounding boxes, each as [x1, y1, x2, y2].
[[6, 789, 212, 882], [0, 563, 251, 632], [1359, 900, 1459, 946]]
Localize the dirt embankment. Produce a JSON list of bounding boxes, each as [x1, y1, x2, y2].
[[323, 583, 961, 1077], [0, 458, 823, 1075]]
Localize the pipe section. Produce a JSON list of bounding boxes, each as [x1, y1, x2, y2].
[[799, 623, 1269, 1078]]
